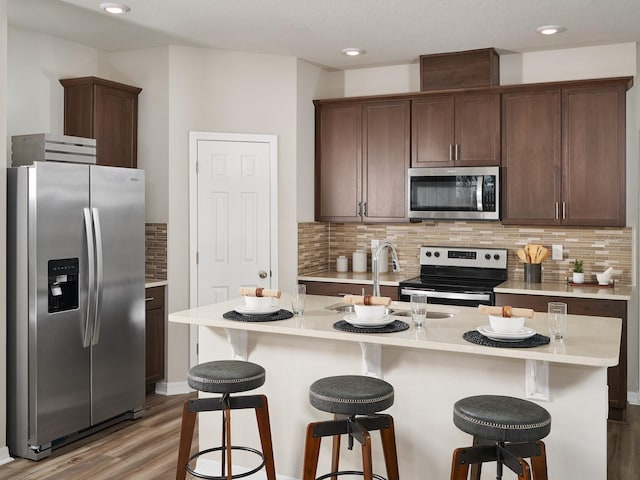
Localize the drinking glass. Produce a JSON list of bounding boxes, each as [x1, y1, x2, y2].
[[548, 302, 567, 340], [291, 284, 306, 315], [410, 293, 428, 328]]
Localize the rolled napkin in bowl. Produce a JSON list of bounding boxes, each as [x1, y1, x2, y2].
[[343, 294, 392, 306], [238, 287, 282, 299], [477, 304, 535, 319]]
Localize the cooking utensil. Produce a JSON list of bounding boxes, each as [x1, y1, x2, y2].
[[517, 248, 529, 263]]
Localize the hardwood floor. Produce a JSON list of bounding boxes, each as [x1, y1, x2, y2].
[[1, 395, 637, 479], [608, 404, 640, 480], [0, 392, 197, 480]]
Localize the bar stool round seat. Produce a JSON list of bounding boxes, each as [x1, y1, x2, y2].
[[309, 375, 394, 416], [302, 375, 399, 480], [176, 360, 276, 480], [453, 395, 551, 443], [450, 395, 551, 480], [188, 360, 266, 393]]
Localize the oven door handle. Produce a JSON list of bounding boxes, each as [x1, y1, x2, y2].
[[400, 288, 492, 302]]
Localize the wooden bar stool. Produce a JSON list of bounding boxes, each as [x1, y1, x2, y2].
[[302, 375, 400, 480], [450, 395, 551, 480], [175, 360, 276, 480]]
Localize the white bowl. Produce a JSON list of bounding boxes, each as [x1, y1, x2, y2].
[[244, 296, 274, 310], [353, 304, 386, 322], [596, 273, 611, 285], [489, 315, 525, 334]]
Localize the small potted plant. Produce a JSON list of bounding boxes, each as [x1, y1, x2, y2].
[[572, 259, 585, 284]]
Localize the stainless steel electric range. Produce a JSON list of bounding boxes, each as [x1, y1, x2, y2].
[[398, 246, 508, 307]]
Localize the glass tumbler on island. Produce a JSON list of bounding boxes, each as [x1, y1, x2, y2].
[[291, 284, 306, 315], [410, 293, 428, 328], [548, 301, 567, 340]]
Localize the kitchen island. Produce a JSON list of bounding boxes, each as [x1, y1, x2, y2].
[[170, 294, 621, 479]]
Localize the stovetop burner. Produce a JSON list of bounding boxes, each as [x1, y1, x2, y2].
[[398, 246, 508, 306]]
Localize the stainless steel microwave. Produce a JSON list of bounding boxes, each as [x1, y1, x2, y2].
[[408, 166, 500, 220]]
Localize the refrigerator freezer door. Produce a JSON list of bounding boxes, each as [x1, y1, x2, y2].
[[89, 166, 145, 424], [30, 162, 92, 447]]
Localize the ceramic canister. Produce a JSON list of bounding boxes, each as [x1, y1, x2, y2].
[[336, 255, 348, 272], [352, 250, 367, 273]]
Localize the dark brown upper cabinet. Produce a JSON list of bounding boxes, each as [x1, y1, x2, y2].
[[315, 99, 410, 223], [411, 93, 501, 167], [60, 77, 142, 169], [502, 78, 630, 227]]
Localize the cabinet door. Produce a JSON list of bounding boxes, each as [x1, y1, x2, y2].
[[94, 84, 139, 168], [411, 96, 455, 167], [145, 286, 165, 392], [315, 103, 362, 221], [562, 85, 626, 226], [363, 101, 410, 222], [501, 89, 561, 224], [454, 93, 501, 166]]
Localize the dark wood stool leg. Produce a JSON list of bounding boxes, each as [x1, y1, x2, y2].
[[450, 447, 470, 480], [379, 416, 400, 480], [517, 458, 532, 480], [254, 395, 277, 480], [530, 441, 548, 480], [176, 399, 197, 480], [360, 430, 373, 480], [469, 436, 481, 480], [302, 422, 323, 480], [330, 433, 341, 480]]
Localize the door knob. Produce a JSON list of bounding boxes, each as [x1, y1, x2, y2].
[[258, 270, 268, 279]]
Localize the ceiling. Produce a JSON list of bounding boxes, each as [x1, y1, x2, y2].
[[8, 0, 640, 70]]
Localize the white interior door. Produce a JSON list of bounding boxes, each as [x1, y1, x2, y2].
[[189, 132, 278, 365]]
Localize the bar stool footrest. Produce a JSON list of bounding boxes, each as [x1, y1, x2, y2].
[[316, 470, 387, 480], [186, 445, 266, 480]]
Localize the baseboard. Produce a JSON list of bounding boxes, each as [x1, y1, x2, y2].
[[154, 381, 193, 396], [628, 390, 639, 405], [0, 447, 14, 466], [195, 458, 297, 480]]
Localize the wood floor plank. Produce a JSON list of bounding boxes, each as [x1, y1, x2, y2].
[[0, 393, 637, 479]]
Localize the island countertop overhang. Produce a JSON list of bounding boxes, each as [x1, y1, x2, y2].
[[170, 294, 621, 368]]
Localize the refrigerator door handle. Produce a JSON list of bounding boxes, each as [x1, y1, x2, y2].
[[91, 207, 104, 346], [83, 208, 96, 348]]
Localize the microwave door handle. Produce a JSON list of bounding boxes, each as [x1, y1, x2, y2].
[[476, 176, 483, 211]]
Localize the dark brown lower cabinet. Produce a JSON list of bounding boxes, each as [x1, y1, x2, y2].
[[299, 280, 399, 301], [145, 286, 166, 393], [495, 293, 627, 422]]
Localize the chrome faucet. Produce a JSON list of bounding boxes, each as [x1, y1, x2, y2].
[[372, 242, 400, 297]]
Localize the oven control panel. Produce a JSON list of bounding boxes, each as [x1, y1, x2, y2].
[[420, 246, 507, 269]]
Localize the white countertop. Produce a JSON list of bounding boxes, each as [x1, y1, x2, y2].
[[495, 280, 633, 301], [298, 269, 417, 286], [145, 279, 168, 288], [170, 293, 621, 368]]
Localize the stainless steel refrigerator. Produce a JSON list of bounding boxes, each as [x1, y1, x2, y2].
[[7, 161, 146, 460]]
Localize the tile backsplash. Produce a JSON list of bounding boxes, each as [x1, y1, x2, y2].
[[298, 221, 633, 285], [146, 223, 167, 280]]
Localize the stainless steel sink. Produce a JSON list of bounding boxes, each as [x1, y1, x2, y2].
[[325, 303, 453, 319], [325, 303, 394, 315]]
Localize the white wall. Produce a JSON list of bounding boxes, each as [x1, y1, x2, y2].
[[6, 25, 98, 140], [0, 0, 8, 466], [166, 46, 302, 383], [99, 47, 170, 224]]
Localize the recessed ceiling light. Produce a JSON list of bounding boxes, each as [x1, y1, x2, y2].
[[535, 25, 566, 35], [341, 48, 366, 57], [99, 2, 131, 14]]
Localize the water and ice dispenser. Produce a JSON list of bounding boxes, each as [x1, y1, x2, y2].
[[48, 258, 79, 313]]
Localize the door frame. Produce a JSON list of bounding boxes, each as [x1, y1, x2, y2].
[[188, 131, 279, 367]]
